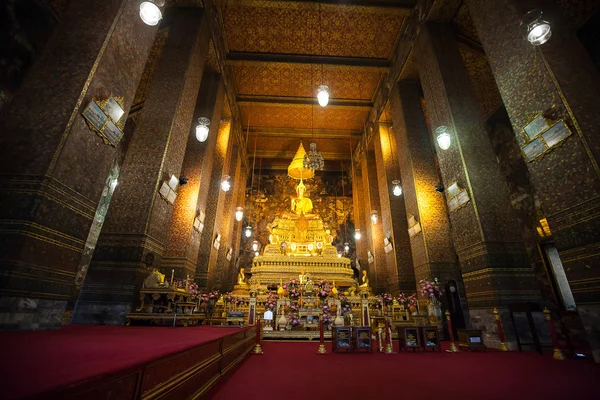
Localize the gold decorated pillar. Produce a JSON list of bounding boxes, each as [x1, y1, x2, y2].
[[225, 164, 248, 289], [162, 72, 225, 280], [72, 8, 212, 324], [195, 121, 234, 290], [374, 123, 416, 293], [415, 22, 540, 347], [214, 146, 243, 290], [467, 0, 600, 361], [390, 80, 467, 322], [0, 0, 159, 329], [351, 164, 369, 264], [361, 151, 389, 293]]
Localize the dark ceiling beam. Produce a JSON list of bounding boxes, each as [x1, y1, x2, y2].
[[227, 52, 391, 68], [270, 0, 415, 9], [247, 127, 362, 139], [237, 96, 372, 108], [250, 150, 351, 160]]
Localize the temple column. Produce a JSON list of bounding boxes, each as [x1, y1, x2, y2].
[[226, 162, 248, 289], [0, 0, 158, 329], [195, 121, 234, 289], [72, 8, 210, 324], [390, 81, 468, 324], [351, 165, 368, 266], [161, 72, 225, 280], [415, 22, 540, 347], [373, 123, 415, 293], [214, 147, 243, 290], [361, 152, 389, 293], [467, 0, 600, 361]]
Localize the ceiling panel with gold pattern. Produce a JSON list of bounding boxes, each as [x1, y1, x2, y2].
[[219, 1, 407, 59], [240, 103, 370, 131], [232, 61, 383, 101]]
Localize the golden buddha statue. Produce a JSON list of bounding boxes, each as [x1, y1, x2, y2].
[[291, 180, 313, 215], [359, 270, 370, 288], [299, 269, 309, 284], [143, 269, 168, 289], [237, 268, 247, 286]]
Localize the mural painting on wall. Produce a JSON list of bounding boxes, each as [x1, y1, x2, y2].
[[239, 171, 355, 269]]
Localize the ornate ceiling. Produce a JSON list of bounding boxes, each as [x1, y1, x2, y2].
[[217, 0, 411, 167]]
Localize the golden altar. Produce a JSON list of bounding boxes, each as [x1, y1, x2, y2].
[[250, 212, 354, 287]]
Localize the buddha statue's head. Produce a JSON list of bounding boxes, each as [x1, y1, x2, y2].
[[240, 268, 245, 274]]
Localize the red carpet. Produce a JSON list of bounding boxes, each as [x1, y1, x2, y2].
[[0, 325, 249, 399], [206, 342, 600, 400]]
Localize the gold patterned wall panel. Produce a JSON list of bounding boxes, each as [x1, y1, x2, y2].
[[132, 28, 169, 111], [233, 62, 382, 100], [452, 3, 480, 43], [459, 46, 503, 119], [205, 40, 220, 73], [240, 103, 369, 131], [221, 1, 406, 59]]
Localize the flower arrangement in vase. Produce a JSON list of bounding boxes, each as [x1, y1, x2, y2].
[[407, 293, 418, 314], [419, 279, 444, 324], [321, 304, 332, 328], [283, 278, 300, 300], [373, 296, 384, 313], [381, 293, 394, 310], [316, 280, 331, 301], [200, 290, 220, 316], [339, 296, 352, 316], [288, 302, 300, 327], [265, 291, 278, 311], [235, 297, 245, 308]]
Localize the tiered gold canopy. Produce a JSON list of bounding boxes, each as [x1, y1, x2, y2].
[[287, 143, 315, 181]]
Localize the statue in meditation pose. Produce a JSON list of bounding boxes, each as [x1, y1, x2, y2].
[[237, 268, 248, 286], [359, 270, 370, 288], [143, 269, 168, 289], [291, 180, 313, 215]]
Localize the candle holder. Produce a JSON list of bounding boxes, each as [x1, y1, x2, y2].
[[317, 316, 328, 354], [445, 310, 459, 352]]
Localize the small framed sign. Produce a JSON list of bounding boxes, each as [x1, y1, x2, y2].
[[82, 101, 108, 132], [523, 114, 549, 140], [423, 327, 440, 351], [523, 138, 546, 161], [102, 120, 124, 146], [403, 327, 421, 351], [542, 121, 571, 148], [104, 96, 125, 124]]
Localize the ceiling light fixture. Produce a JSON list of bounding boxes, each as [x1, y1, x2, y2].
[[245, 225, 252, 238], [221, 175, 231, 192], [344, 242, 350, 253], [392, 180, 402, 197], [522, 9, 552, 46], [371, 210, 378, 224], [196, 117, 210, 142], [354, 229, 362, 240], [317, 85, 330, 107], [235, 206, 244, 222], [139, 1, 164, 26], [435, 126, 452, 150]]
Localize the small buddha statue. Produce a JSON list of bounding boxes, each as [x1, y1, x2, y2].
[[237, 268, 248, 286], [143, 268, 167, 289], [291, 180, 313, 215], [299, 269, 308, 285], [359, 270, 370, 288]]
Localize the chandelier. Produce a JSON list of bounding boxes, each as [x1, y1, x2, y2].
[[303, 142, 324, 171]]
